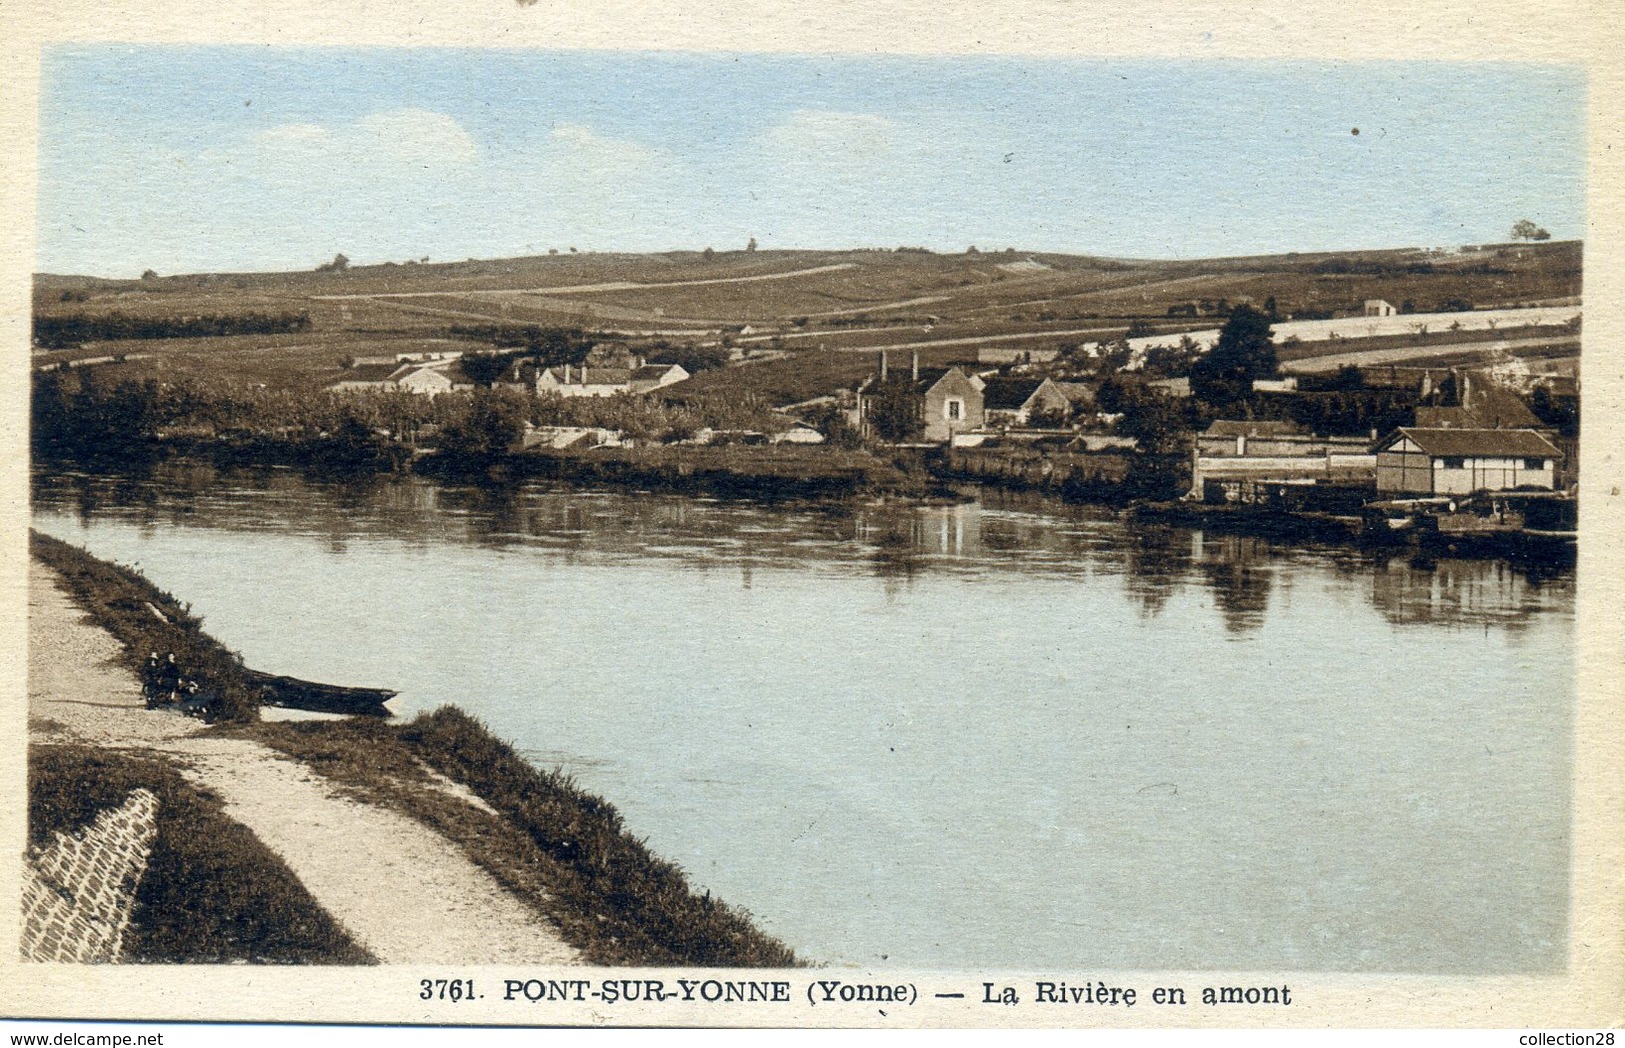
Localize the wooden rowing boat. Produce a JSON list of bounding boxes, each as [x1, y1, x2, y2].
[[244, 668, 398, 716]]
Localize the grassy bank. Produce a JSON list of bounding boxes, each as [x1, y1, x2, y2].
[[29, 743, 374, 963], [32, 530, 800, 966], [249, 710, 801, 967], [31, 530, 260, 723]]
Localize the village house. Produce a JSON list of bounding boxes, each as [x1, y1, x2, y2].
[[535, 364, 633, 397], [1374, 427, 1561, 495], [397, 363, 475, 395], [503, 359, 689, 398], [856, 350, 985, 442], [1192, 419, 1377, 502], [1364, 299, 1397, 317], [1412, 373, 1542, 429], [980, 377, 1072, 426], [1250, 376, 1299, 393], [629, 362, 691, 393], [770, 420, 827, 445], [519, 424, 626, 451], [328, 360, 474, 396], [1148, 376, 1192, 397], [328, 362, 406, 392]]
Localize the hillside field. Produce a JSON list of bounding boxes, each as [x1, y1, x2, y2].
[[33, 241, 1582, 402]]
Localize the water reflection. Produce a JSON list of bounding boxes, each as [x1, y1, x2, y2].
[[31, 464, 1573, 635], [1196, 535, 1275, 635], [1118, 524, 1189, 619], [28, 462, 1575, 972], [1369, 555, 1564, 632]]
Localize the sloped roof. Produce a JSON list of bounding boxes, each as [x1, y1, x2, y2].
[[632, 364, 684, 381], [1051, 381, 1096, 403], [866, 366, 974, 394], [908, 367, 953, 391], [398, 362, 476, 387], [1469, 386, 1540, 427], [1414, 392, 1540, 431], [334, 363, 403, 383], [1389, 427, 1560, 459], [981, 378, 1048, 410], [541, 367, 631, 386]]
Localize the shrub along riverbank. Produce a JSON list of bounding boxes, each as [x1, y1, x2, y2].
[[251, 711, 799, 967], [437, 443, 930, 502], [30, 532, 800, 966], [30, 366, 1164, 503], [32, 530, 262, 723]]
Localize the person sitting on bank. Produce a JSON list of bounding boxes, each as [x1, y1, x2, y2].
[[142, 652, 165, 707], [155, 653, 181, 706]]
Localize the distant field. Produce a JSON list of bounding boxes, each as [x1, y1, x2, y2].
[[35, 332, 493, 392], [1133, 306, 1581, 354], [675, 347, 972, 405], [34, 241, 1582, 396], [1282, 336, 1579, 374]]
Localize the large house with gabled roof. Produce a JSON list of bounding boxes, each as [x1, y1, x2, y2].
[[1374, 427, 1562, 495], [855, 351, 984, 442], [500, 360, 689, 398], [328, 360, 474, 396]]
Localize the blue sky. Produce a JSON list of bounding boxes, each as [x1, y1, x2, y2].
[[36, 48, 1585, 276]]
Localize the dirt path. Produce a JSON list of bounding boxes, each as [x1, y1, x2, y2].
[[312, 261, 857, 300], [1279, 336, 1577, 373], [28, 559, 580, 965]]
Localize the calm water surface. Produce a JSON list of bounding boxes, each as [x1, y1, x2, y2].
[[31, 463, 1574, 973]]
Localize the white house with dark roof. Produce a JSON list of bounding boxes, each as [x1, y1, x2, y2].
[[328, 360, 473, 396], [1375, 427, 1561, 495], [629, 362, 690, 393], [533, 364, 632, 397], [504, 360, 690, 397], [395, 362, 474, 395]]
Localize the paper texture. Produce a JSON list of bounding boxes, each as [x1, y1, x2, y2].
[[3, 0, 1621, 1029]]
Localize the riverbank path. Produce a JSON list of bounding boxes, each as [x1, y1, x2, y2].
[[28, 558, 580, 965]]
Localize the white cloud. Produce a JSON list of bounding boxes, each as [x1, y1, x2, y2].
[[502, 123, 701, 244], [543, 122, 669, 174], [355, 109, 478, 170], [253, 123, 337, 150], [758, 110, 901, 160], [218, 109, 477, 186]]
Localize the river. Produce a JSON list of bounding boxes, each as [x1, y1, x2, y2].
[[30, 462, 1574, 974]]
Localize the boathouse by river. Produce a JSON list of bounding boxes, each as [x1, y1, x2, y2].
[[1374, 427, 1562, 495]]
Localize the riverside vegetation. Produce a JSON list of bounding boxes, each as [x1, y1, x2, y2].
[[30, 531, 799, 966], [30, 241, 1583, 505], [30, 742, 375, 964]]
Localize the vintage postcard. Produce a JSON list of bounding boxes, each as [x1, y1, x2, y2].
[[3, 0, 1621, 1033]]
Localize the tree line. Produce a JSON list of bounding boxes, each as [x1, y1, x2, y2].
[[33, 311, 312, 349], [32, 367, 790, 467], [445, 324, 598, 361]]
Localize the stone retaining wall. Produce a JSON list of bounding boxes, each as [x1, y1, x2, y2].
[[21, 789, 158, 963]]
